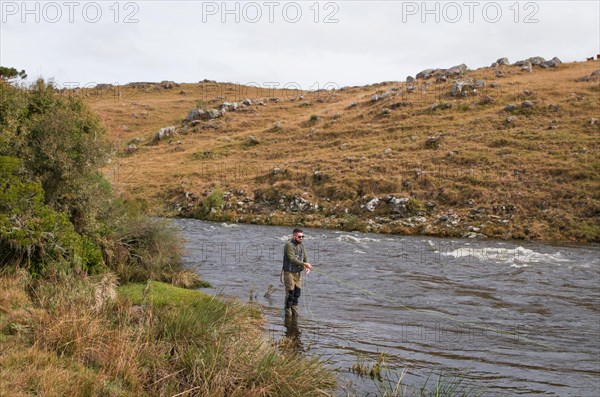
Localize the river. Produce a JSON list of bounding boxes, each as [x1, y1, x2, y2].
[[172, 218, 600, 396]]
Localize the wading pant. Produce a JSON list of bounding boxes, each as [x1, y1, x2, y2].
[[283, 271, 302, 312]]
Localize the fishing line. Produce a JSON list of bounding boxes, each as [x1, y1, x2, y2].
[[302, 271, 315, 319], [310, 266, 553, 350]]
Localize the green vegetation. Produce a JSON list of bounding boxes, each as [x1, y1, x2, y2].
[[349, 353, 483, 397], [0, 272, 336, 396], [0, 79, 187, 282], [192, 188, 225, 219], [0, 79, 336, 396], [0, 66, 27, 81]]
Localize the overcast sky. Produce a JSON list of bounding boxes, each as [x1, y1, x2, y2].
[[1, 0, 599, 89]]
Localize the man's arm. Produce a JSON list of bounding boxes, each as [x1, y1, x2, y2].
[[302, 246, 312, 274]]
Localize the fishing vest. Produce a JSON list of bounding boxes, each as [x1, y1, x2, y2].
[[282, 241, 305, 273]]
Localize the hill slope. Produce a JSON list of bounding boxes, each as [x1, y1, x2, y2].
[[87, 59, 600, 242]]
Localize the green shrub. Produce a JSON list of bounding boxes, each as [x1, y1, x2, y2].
[[0, 80, 185, 279], [406, 197, 426, 214], [343, 214, 367, 232], [0, 156, 106, 276], [192, 189, 225, 219]]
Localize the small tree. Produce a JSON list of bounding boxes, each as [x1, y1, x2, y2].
[[0, 66, 27, 82]]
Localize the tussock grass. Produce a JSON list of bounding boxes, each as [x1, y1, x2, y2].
[[0, 274, 336, 396], [347, 352, 483, 397]]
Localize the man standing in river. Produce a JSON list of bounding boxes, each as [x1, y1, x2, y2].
[[282, 228, 312, 317]]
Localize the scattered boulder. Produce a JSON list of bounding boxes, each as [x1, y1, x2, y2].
[[495, 70, 505, 78], [185, 108, 205, 121], [418, 64, 468, 79], [406, 76, 415, 83], [425, 135, 443, 149], [416, 68, 436, 80], [94, 83, 113, 90], [126, 144, 137, 154], [496, 57, 510, 66], [522, 100, 535, 108], [451, 79, 475, 96], [387, 196, 410, 214], [515, 57, 545, 66], [445, 63, 467, 77], [242, 98, 252, 106], [590, 118, 599, 126], [541, 57, 562, 68], [206, 109, 221, 119], [289, 195, 312, 212], [528, 56, 546, 66], [219, 102, 239, 112], [506, 115, 518, 124], [430, 102, 451, 111], [479, 95, 494, 105], [504, 103, 518, 112], [521, 61, 532, 73], [548, 104, 561, 112], [578, 70, 600, 82], [161, 80, 177, 89], [155, 126, 176, 141], [365, 198, 380, 212]]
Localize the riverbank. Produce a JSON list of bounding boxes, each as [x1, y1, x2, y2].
[[0, 272, 336, 396]]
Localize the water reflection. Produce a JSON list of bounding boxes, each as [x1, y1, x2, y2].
[[283, 316, 303, 352]]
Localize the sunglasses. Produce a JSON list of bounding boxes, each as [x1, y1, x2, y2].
[[296, 235, 304, 239]]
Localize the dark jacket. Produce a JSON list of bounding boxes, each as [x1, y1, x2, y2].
[[282, 239, 307, 273]]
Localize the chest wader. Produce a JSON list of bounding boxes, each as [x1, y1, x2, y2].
[[286, 286, 301, 317]]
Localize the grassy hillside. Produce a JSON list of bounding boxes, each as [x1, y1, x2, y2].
[[87, 60, 599, 242]]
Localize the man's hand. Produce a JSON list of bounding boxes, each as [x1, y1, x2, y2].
[[304, 262, 312, 275]]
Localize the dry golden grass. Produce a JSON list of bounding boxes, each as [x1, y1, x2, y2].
[[0, 273, 336, 396], [85, 60, 600, 242]]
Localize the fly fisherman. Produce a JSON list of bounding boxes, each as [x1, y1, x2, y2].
[[282, 228, 313, 317]]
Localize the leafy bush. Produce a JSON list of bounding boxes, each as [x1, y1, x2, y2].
[[1, 79, 185, 280], [192, 189, 225, 219], [0, 157, 106, 276]]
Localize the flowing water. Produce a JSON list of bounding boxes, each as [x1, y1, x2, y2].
[[172, 218, 600, 396]]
